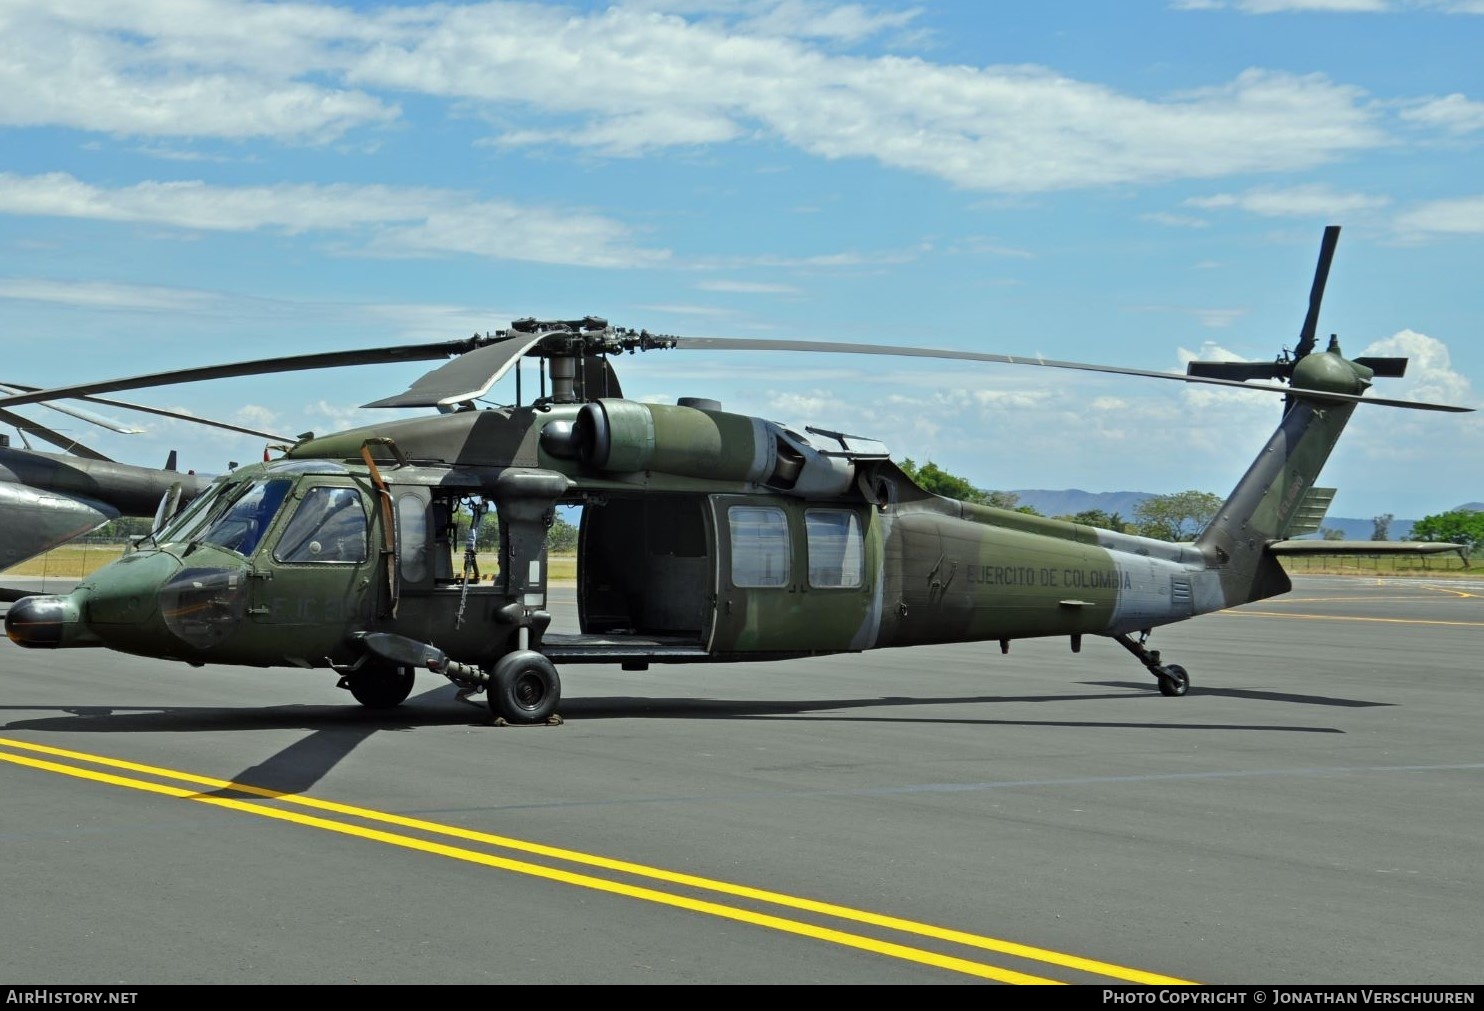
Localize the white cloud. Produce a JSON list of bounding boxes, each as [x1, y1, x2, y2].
[[1233, 0, 1391, 11], [1393, 195, 1484, 236], [1134, 304, 1251, 329], [1174, 0, 1484, 13], [0, 2, 1392, 193], [695, 280, 802, 293], [1398, 93, 1484, 134], [0, 172, 669, 268], [0, 278, 221, 312], [1144, 212, 1210, 228], [1361, 329, 1474, 405], [0, 0, 398, 140], [1171, 0, 1393, 10], [1187, 183, 1391, 217], [728, 1, 925, 44]]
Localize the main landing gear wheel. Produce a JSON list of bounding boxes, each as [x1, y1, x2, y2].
[[488, 650, 561, 725], [1156, 664, 1190, 697], [346, 664, 415, 709]]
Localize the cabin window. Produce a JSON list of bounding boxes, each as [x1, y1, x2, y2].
[[273, 486, 368, 564], [396, 493, 430, 583], [805, 509, 863, 588], [199, 478, 292, 557], [728, 505, 790, 587]]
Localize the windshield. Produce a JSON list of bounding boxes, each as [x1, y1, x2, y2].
[[154, 478, 231, 544], [197, 478, 293, 557]]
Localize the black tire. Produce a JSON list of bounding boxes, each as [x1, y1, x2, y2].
[[1157, 664, 1190, 697], [348, 664, 415, 709], [488, 650, 561, 725]]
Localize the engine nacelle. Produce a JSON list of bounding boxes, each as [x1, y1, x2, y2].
[[554, 399, 877, 497]]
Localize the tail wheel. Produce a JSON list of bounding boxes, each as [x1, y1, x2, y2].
[[1157, 664, 1190, 697], [347, 663, 415, 709], [488, 650, 561, 725]]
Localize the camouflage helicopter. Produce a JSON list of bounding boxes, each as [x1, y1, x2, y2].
[[2, 227, 1472, 725]]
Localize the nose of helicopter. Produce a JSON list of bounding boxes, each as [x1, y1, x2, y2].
[[5, 592, 93, 649]]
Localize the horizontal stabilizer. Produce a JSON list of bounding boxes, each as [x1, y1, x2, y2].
[[1284, 486, 1336, 538], [1267, 540, 1468, 557]]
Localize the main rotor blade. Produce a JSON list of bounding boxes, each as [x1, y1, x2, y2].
[[673, 336, 1472, 412], [362, 334, 545, 409], [1294, 225, 1340, 360], [0, 337, 479, 410]]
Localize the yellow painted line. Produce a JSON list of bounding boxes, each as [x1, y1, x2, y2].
[[1267, 587, 1481, 602], [1418, 585, 1479, 599], [1222, 608, 1478, 623], [0, 735, 1194, 986]]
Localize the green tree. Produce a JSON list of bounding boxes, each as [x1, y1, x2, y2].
[[1133, 490, 1222, 541], [1320, 527, 1346, 541], [899, 458, 984, 503], [897, 459, 1040, 514], [548, 514, 579, 553], [1060, 508, 1129, 532], [1371, 513, 1393, 541], [95, 516, 155, 540], [1410, 509, 1484, 554]]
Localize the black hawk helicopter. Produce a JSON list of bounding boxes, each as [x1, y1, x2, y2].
[[2, 227, 1472, 725]]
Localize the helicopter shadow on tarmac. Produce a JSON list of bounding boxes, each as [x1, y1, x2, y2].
[[0, 674, 1369, 796]]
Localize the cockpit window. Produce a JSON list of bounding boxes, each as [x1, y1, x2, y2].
[[199, 478, 293, 557], [273, 487, 368, 564], [154, 478, 229, 543]]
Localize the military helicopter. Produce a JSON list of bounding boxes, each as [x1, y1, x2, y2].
[[2, 227, 1472, 725]]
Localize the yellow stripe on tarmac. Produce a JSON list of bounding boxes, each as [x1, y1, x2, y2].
[[1224, 611, 1484, 627], [0, 735, 1195, 986]]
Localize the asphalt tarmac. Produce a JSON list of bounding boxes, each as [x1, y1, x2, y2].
[[0, 576, 1479, 985]]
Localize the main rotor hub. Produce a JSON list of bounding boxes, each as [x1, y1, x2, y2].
[[504, 319, 678, 405]]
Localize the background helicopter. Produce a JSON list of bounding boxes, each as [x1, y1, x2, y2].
[[0, 383, 303, 598], [1, 227, 1471, 726]]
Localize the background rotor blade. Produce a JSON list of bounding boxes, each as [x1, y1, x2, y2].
[[1293, 224, 1339, 360], [0, 383, 290, 442], [0, 383, 142, 434], [0, 337, 479, 410], [0, 408, 111, 460]]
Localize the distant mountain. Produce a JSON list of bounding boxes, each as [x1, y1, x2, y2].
[[1005, 489, 1481, 540]]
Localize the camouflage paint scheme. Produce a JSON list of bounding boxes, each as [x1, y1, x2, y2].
[[3, 338, 1423, 723]]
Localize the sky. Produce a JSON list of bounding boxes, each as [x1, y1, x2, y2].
[[1, 0, 1481, 522]]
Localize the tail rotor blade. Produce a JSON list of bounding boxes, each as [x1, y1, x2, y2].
[[1294, 225, 1340, 360]]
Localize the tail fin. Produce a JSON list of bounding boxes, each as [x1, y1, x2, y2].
[[1189, 226, 1436, 606], [1194, 352, 1364, 604]]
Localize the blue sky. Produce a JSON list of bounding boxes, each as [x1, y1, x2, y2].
[[1, 0, 1480, 521]]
